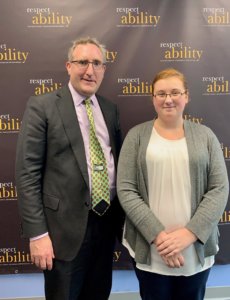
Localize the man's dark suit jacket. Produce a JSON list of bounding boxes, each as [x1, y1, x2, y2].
[[15, 86, 122, 261]]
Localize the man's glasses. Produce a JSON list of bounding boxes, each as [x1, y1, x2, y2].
[[71, 59, 105, 71], [153, 90, 187, 101]]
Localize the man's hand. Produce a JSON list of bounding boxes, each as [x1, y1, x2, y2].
[[30, 235, 55, 270]]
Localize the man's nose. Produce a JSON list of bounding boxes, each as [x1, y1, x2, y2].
[[85, 62, 94, 74]]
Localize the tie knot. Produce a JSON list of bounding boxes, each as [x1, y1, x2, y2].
[[85, 98, 91, 105]]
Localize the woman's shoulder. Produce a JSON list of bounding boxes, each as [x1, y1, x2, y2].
[[127, 120, 153, 135], [122, 120, 153, 147], [184, 120, 218, 143], [184, 119, 214, 134]]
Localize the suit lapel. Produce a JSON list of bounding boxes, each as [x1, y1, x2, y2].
[[55, 86, 89, 188]]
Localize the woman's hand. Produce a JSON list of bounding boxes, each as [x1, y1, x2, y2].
[[161, 252, 185, 268], [155, 228, 197, 258]]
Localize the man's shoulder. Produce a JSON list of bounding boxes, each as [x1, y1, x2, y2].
[[96, 94, 116, 108], [28, 86, 70, 104], [31, 85, 68, 99]]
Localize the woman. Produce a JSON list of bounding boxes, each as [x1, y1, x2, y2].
[[117, 68, 229, 300]]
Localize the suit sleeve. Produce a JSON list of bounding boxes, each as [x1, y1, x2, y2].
[[15, 96, 48, 238]]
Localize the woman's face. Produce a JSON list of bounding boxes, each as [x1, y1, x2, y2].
[[152, 76, 188, 122]]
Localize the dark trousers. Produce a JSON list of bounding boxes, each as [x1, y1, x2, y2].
[[43, 209, 117, 300], [134, 262, 211, 300]]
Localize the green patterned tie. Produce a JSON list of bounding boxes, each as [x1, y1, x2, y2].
[[85, 98, 110, 216]]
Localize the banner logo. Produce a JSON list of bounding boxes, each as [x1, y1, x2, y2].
[[221, 143, 230, 161], [113, 251, 121, 262], [29, 78, 62, 95], [203, 7, 230, 26], [183, 114, 203, 124], [0, 44, 29, 64], [160, 42, 203, 62], [116, 7, 160, 27], [0, 248, 31, 266], [117, 77, 152, 96], [219, 210, 230, 225], [26, 8, 72, 28], [0, 182, 17, 201], [0, 114, 21, 134], [106, 50, 117, 63], [202, 76, 230, 96]]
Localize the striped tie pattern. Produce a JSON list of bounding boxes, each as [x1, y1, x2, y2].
[[85, 98, 110, 216]]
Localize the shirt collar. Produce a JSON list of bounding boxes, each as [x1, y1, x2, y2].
[[68, 82, 97, 107]]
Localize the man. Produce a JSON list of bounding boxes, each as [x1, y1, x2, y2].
[[16, 37, 123, 300]]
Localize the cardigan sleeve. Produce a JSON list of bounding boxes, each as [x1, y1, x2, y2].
[[117, 125, 164, 244], [186, 125, 229, 244]]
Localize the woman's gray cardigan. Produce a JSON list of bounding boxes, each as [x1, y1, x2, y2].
[[117, 120, 229, 266]]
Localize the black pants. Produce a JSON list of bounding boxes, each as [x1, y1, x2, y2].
[[134, 262, 211, 300], [44, 209, 116, 300]]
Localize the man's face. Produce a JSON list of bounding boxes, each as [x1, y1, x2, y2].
[[66, 43, 106, 97]]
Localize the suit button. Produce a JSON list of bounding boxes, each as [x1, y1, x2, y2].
[[85, 202, 89, 207]]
